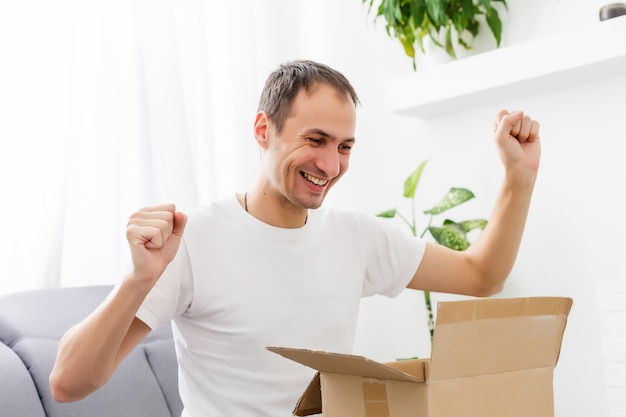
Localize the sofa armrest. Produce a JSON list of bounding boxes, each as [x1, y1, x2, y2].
[[0, 342, 46, 417]]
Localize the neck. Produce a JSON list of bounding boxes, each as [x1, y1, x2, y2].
[[241, 191, 308, 229]]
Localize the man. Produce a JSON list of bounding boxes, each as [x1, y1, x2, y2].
[[49, 60, 540, 416]]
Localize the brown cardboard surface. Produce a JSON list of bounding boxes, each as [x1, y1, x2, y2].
[[384, 358, 428, 381], [267, 347, 423, 383], [430, 297, 572, 381], [320, 374, 427, 417], [428, 367, 554, 417], [269, 296, 573, 417], [293, 372, 322, 416]]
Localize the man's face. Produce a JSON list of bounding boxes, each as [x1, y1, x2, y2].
[[263, 83, 357, 210]]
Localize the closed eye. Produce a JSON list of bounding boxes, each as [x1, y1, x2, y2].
[[339, 138, 355, 153]]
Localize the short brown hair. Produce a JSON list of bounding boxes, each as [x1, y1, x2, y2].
[[257, 60, 360, 134]]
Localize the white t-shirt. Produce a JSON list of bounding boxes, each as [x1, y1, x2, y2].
[[136, 194, 426, 416]]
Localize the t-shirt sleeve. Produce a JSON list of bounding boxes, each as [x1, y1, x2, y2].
[[135, 239, 194, 330], [360, 213, 426, 298]]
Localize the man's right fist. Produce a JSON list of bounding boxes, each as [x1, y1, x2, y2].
[[125, 204, 187, 281], [126, 204, 186, 248]]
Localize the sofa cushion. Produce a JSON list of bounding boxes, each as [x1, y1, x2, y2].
[[15, 338, 173, 417], [145, 338, 184, 417], [0, 342, 46, 417]]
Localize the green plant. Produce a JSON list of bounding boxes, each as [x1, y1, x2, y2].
[[377, 159, 487, 342], [362, 0, 507, 69]]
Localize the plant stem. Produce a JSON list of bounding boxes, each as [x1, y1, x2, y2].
[[396, 212, 415, 236], [419, 215, 435, 342], [419, 215, 433, 239], [424, 290, 434, 342], [411, 193, 416, 236]]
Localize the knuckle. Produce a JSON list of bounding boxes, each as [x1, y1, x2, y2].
[[125, 224, 137, 238]]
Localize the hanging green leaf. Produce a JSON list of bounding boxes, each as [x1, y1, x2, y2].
[[362, 0, 508, 69], [485, 8, 502, 45], [398, 32, 416, 59], [444, 26, 456, 58], [410, 1, 427, 29], [462, 0, 474, 21]]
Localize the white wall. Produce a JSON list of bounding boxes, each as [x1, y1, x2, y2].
[[264, 1, 624, 416]]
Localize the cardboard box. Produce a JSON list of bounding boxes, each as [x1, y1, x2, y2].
[[268, 296, 573, 417]]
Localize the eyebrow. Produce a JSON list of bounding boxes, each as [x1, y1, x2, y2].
[[302, 128, 356, 143]]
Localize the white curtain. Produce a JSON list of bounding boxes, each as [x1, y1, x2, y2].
[[0, 0, 301, 294]]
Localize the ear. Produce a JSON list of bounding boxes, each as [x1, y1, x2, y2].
[[253, 111, 271, 150]]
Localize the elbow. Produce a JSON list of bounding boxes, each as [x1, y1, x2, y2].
[[471, 282, 505, 298], [465, 272, 506, 297], [466, 259, 507, 298], [50, 385, 78, 404], [49, 375, 75, 403], [49, 372, 80, 403], [49, 369, 98, 403]]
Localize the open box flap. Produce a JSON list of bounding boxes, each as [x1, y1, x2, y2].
[[267, 347, 424, 383], [292, 372, 322, 416], [429, 296, 573, 381]]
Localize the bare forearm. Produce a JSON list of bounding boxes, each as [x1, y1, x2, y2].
[[49, 276, 152, 402], [466, 169, 537, 291]]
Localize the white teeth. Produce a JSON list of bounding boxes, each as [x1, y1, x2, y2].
[[303, 172, 328, 186]]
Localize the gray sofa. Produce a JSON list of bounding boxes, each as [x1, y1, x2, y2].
[[0, 285, 183, 417]]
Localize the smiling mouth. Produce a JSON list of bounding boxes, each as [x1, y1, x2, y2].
[[301, 172, 329, 186]]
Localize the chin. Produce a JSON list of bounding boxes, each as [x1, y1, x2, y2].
[[294, 187, 330, 209], [307, 201, 323, 210], [298, 196, 325, 210]]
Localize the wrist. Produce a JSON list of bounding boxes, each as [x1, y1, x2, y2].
[[121, 270, 160, 295], [503, 165, 537, 191]]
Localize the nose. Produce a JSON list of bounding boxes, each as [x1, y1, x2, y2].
[[316, 146, 342, 178]]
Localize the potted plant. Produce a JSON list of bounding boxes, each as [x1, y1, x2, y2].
[[363, 0, 508, 69], [377, 159, 487, 342]]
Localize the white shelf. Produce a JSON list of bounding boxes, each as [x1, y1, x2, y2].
[[384, 15, 626, 119]]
